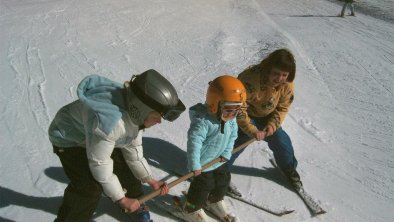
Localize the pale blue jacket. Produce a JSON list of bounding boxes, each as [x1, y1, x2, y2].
[[48, 74, 126, 147], [48, 75, 153, 202], [187, 103, 238, 172]]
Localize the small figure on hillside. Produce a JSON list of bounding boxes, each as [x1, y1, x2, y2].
[[48, 69, 185, 222], [183, 75, 246, 222], [227, 48, 303, 197], [340, 0, 356, 17]]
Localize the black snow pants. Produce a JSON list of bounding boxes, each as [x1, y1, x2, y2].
[[53, 146, 143, 222], [185, 163, 231, 212]]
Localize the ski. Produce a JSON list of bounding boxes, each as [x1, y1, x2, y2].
[[170, 169, 294, 216], [268, 158, 326, 216], [149, 197, 188, 221], [295, 187, 326, 216], [226, 191, 294, 216], [180, 191, 239, 222], [150, 195, 219, 221]]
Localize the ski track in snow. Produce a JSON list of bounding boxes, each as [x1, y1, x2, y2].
[[8, 40, 29, 113], [250, 0, 335, 144], [252, 0, 333, 89], [1, 0, 394, 221], [26, 42, 51, 133], [4, 7, 63, 195], [288, 114, 330, 143], [356, 60, 392, 95], [111, 14, 151, 48]]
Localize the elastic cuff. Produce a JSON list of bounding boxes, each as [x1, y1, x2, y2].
[[267, 122, 277, 132], [246, 126, 258, 137], [111, 191, 126, 202], [192, 164, 202, 171], [140, 175, 153, 183]]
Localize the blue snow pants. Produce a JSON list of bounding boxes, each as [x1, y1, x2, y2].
[[341, 2, 355, 15], [227, 116, 298, 171]]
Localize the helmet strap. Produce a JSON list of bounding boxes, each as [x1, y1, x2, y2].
[[216, 107, 222, 121]]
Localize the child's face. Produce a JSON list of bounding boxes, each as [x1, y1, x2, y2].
[[267, 67, 289, 87], [143, 111, 162, 128], [221, 105, 241, 121]]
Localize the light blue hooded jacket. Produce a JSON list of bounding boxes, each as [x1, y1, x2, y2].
[[49, 75, 126, 147], [187, 103, 238, 172], [48, 75, 153, 202]]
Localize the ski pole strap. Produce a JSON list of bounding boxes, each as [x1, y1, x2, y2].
[[137, 138, 256, 204]]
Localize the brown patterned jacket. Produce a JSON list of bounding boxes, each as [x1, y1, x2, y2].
[[236, 67, 294, 136]]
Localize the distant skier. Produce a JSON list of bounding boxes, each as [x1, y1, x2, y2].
[[48, 70, 185, 222], [340, 0, 356, 17], [227, 48, 303, 196], [183, 75, 246, 222]]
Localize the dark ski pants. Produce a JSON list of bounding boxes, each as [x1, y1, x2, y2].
[[53, 146, 143, 222], [185, 164, 231, 212], [228, 116, 298, 171]]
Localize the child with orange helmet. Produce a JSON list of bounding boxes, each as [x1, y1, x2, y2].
[[183, 75, 246, 222]]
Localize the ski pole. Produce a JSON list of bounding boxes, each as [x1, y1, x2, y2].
[[137, 138, 256, 205]]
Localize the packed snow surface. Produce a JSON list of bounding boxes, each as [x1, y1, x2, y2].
[[1, 0, 393, 221]]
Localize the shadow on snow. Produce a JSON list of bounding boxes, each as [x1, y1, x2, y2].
[[0, 137, 292, 221]]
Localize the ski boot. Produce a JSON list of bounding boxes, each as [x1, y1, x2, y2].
[[227, 182, 242, 197], [284, 169, 303, 190], [182, 199, 215, 222], [205, 200, 239, 222], [184, 208, 213, 222], [128, 204, 152, 222]]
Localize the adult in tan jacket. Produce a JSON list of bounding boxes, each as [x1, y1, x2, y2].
[[227, 49, 302, 195]]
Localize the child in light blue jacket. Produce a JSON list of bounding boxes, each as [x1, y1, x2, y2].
[[184, 75, 246, 222]]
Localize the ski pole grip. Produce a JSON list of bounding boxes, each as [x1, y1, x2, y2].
[[137, 138, 256, 204]]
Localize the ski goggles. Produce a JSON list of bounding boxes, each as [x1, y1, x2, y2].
[[161, 100, 186, 122], [221, 102, 242, 115], [221, 107, 241, 115]]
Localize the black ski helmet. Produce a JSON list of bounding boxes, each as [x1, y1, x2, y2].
[[125, 69, 185, 123]]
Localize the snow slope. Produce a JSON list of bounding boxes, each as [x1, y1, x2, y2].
[[1, 0, 393, 221]]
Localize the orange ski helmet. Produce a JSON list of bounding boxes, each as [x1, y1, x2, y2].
[[206, 75, 247, 114]]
